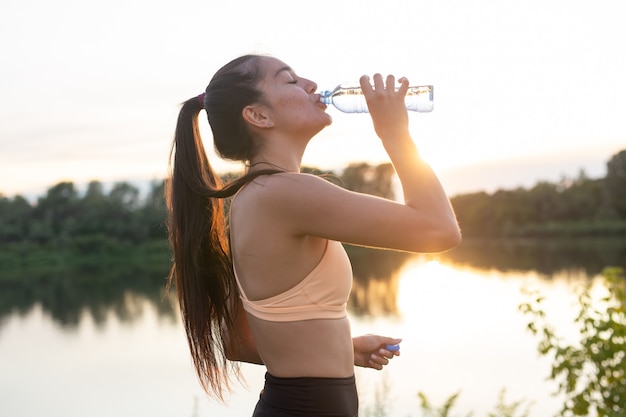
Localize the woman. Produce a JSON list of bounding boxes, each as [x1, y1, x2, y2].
[[167, 54, 461, 417]]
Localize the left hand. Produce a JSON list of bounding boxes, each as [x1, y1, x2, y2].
[[353, 334, 402, 370]]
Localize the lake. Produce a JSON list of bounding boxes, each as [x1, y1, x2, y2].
[[1, 238, 624, 417]]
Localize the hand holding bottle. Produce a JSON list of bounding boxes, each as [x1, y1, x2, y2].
[[360, 74, 411, 143], [320, 81, 433, 113], [358, 73, 461, 253]]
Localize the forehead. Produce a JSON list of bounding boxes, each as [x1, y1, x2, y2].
[[258, 56, 293, 77]]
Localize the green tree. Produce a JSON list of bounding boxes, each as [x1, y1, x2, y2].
[[30, 181, 79, 244], [605, 150, 626, 218], [491, 188, 534, 237], [74, 180, 107, 236], [450, 191, 494, 236], [527, 181, 561, 224], [558, 170, 606, 222], [520, 267, 626, 417], [0, 194, 32, 242], [104, 181, 142, 241], [340, 162, 395, 199], [139, 180, 167, 240]]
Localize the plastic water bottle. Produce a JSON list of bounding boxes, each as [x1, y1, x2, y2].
[[320, 83, 433, 113]]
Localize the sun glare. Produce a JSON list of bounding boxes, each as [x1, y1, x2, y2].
[[396, 259, 526, 342]]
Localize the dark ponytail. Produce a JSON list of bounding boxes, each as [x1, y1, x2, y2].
[[166, 55, 282, 399]]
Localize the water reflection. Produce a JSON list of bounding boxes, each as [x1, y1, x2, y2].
[[441, 237, 626, 276], [348, 237, 625, 318], [347, 245, 412, 316], [1, 238, 624, 329], [0, 259, 176, 330], [2, 239, 623, 417]]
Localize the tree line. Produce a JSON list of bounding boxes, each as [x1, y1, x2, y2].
[[0, 163, 394, 250], [0, 180, 167, 249], [450, 149, 626, 237], [0, 149, 625, 247]]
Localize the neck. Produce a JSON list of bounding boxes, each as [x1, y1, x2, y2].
[[248, 160, 297, 173], [248, 143, 304, 174], [247, 125, 316, 174]]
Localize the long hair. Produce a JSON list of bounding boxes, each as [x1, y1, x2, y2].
[[166, 55, 281, 399]]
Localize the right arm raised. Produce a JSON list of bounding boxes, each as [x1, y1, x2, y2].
[[250, 74, 460, 253], [258, 168, 459, 253], [360, 73, 460, 245]]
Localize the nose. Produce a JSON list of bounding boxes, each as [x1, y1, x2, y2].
[[303, 78, 317, 94]]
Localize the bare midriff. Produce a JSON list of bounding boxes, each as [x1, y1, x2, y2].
[[246, 314, 355, 378]]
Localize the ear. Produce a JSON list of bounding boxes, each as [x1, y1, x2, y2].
[[242, 105, 274, 129]]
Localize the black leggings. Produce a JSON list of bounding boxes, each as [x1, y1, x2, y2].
[[251, 372, 359, 417]]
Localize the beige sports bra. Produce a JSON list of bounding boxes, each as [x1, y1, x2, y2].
[[233, 239, 353, 322]]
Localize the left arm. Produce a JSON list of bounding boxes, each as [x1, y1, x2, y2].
[[222, 298, 264, 365], [353, 334, 402, 370]]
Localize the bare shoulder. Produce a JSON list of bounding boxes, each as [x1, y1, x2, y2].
[[231, 172, 337, 215], [264, 171, 336, 187], [247, 172, 343, 202], [235, 172, 353, 227]]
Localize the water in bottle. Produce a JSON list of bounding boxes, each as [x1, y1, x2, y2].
[[320, 83, 433, 113]]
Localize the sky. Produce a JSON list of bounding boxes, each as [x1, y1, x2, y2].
[[1, 0, 625, 199]]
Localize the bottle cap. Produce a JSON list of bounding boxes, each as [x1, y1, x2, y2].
[[385, 344, 400, 352], [319, 90, 332, 104]]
